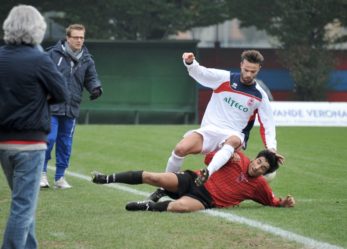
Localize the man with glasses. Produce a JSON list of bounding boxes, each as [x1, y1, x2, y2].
[[40, 24, 103, 189]]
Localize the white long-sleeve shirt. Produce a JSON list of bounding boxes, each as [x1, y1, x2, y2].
[[185, 59, 277, 150]]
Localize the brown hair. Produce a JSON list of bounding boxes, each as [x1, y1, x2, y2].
[[241, 50, 264, 66], [66, 24, 85, 37]]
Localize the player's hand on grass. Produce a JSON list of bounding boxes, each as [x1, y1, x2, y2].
[[281, 195, 295, 208]]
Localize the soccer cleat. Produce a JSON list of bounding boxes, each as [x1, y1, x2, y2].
[[91, 171, 108, 184], [40, 172, 50, 188], [54, 177, 72, 189], [125, 200, 154, 211], [194, 167, 209, 186], [147, 188, 167, 202]]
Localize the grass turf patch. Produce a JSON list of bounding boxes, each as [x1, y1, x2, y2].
[[0, 125, 346, 248]]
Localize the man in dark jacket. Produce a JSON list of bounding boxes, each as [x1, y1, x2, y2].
[[40, 24, 103, 189], [0, 5, 68, 249]]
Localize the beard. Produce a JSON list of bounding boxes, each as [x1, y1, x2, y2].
[[241, 74, 255, 85]]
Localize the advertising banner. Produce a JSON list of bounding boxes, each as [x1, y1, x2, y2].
[[255, 102, 347, 127]]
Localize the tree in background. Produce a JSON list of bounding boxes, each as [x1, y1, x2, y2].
[[2, 0, 347, 100], [226, 0, 347, 100], [0, 0, 230, 40]]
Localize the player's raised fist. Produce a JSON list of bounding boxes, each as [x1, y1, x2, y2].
[[182, 52, 195, 64]]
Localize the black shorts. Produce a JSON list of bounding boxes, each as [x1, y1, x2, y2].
[[164, 170, 213, 209]]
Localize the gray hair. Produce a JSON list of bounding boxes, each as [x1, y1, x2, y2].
[[2, 5, 47, 45]]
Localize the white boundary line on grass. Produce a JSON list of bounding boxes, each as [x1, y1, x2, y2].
[[56, 168, 343, 249]]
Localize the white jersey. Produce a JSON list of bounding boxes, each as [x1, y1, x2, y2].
[[185, 60, 277, 150]]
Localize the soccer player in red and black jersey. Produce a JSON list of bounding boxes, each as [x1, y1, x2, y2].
[[91, 150, 295, 212]]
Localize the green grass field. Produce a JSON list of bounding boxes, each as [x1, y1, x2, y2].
[[1, 125, 346, 249]]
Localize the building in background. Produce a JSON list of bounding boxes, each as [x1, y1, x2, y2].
[[172, 18, 279, 48]]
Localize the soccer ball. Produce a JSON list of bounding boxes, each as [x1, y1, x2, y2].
[[264, 171, 276, 183]]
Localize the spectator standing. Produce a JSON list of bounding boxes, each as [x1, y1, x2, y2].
[[40, 24, 103, 189], [0, 5, 67, 249]]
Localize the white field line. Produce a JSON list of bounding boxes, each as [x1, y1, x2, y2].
[[52, 167, 344, 249]]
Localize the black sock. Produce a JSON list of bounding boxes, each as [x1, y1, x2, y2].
[[107, 171, 143, 184], [151, 200, 171, 212]]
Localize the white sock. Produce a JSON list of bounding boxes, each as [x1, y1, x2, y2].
[[165, 151, 185, 172], [207, 144, 234, 176]]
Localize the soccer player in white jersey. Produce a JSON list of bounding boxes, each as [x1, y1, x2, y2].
[[148, 50, 284, 202]]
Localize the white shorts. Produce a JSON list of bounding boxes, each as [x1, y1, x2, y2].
[[183, 125, 245, 154]]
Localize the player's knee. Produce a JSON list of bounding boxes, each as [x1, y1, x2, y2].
[[173, 144, 188, 157], [225, 136, 241, 148], [167, 201, 190, 212], [142, 173, 161, 185]]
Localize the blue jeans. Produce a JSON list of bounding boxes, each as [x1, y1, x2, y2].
[[43, 115, 76, 180], [0, 149, 44, 249]]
